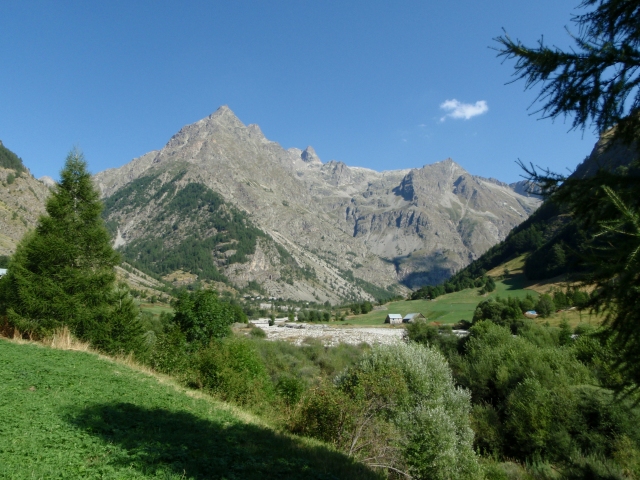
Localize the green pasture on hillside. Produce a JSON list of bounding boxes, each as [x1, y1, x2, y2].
[[346, 275, 539, 326], [0, 340, 378, 480], [138, 302, 173, 317]]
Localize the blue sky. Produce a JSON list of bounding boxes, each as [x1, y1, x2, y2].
[[1, 0, 598, 182]]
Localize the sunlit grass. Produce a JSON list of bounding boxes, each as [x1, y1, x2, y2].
[[345, 275, 539, 325], [0, 339, 379, 479]]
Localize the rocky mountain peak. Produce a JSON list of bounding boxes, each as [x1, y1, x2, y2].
[[38, 176, 56, 187], [321, 160, 354, 186], [94, 108, 542, 298], [209, 104, 234, 119], [301, 146, 321, 164]]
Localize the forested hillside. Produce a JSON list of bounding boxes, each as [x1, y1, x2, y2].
[[102, 167, 320, 295], [104, 169, 264, 282], [0, 140, 27, 173], [411, 132, 640, 301]]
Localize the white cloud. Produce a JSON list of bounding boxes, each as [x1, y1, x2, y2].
[[439, 99, 488, 121]]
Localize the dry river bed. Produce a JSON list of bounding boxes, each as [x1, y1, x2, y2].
[[246, 320, 405, 347]]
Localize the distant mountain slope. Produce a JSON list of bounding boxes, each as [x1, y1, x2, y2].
[[0, 140, 27, 173], [96, 106, 540, 300], [444, 131, 639, 288], [0, 141, 50, 256]]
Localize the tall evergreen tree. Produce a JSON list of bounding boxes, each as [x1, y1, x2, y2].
[[496, 0, 640, 394], [0, 150, 143, 354]]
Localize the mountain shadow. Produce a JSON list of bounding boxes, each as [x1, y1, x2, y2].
[[67, 402, 380, 480]]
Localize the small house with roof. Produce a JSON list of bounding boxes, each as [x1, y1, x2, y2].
[[385, 314, 403, 324], [403, 313, 426, 323]]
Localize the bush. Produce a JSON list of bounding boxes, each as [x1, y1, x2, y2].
[[275, 375, 306, 406], [535, 294, 554, 318], [335, 343, 482, 479], [173, 289, 242, 345], [459, 321, 640, 466], [405, 321, 462, 359], [189, 337, 274, 407], [149, 325, 189, 374], [289, 383, 357, 445], [249, 326, 267, 338]]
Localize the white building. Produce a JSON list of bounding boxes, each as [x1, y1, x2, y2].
[[385, 314, 403, 324]]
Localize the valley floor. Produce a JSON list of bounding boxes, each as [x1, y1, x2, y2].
[[243, 323, 404, 347]]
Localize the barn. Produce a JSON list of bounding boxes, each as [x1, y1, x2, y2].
[[403, 313, 426, 323], [385, 314, 403, 324]]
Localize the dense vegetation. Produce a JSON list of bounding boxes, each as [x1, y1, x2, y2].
[[0, 141, 27, 173], [143, 307, 482, 478], [406, 318, 640, 477], [0, 150, 143, 356], [103, 171, 266, 283]]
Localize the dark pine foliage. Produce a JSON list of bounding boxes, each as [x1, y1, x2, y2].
[[103, 172, 265, 283], [0, 150, 143, 355], [0, 142, 27, 173]]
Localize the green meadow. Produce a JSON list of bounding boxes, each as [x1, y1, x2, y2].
[[345, 275, 538, 326], [139, 302, 174, 317], [0, 339, 377, 480]]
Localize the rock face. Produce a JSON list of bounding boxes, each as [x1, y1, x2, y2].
[[0, 169, 50, 256], [95, 106, 540, 300]]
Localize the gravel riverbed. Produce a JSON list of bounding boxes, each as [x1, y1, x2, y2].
[[248, 321, 406, 347]]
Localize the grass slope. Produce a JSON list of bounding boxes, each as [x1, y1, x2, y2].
[[0, 340, 378, 479], [347, 276, 537, 325]]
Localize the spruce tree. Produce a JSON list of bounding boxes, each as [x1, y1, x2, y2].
[[0, 150, 143, 354]]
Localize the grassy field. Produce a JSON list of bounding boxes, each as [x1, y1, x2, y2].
[[138, 302, 173, 316], [0, 339, 378, 480], [345, 274, 538, 326]]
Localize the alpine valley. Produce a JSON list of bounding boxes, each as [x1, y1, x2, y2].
[[91, 106, 541, 303]]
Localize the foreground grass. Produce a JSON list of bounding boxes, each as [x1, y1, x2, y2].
[[0, 339, 379, 480]]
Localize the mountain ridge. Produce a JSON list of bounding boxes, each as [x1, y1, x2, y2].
[[95, 106, 540, 301]]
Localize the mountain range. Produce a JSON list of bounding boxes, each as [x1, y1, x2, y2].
[[93, 106, 540, 302]]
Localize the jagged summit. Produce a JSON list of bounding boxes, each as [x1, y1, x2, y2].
[[209, 104, 234, 119], [94, 108, 541, 297], [301, 146, 321, 164]]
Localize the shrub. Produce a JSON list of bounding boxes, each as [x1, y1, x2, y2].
[[460, 321, 640, 466], [173, 289, 242, 345], [289, 383, 357, 445], [535, 294, 554, 318], [335, 343, 482, 479], [249, 326, 267, 338], [149, 325, 189, 374], [405, 321, 462, 359], [275, 375, 306, 406], [190, 337, 274, 407]]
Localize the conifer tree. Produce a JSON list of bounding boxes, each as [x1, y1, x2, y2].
[[0, 150, 143, 354], [496, 0, 640, 394]]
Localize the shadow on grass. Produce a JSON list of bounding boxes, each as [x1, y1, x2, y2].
[[68, 402, 380, 480], [399, 267, 452, 289], [500, 273, 528, 291]]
